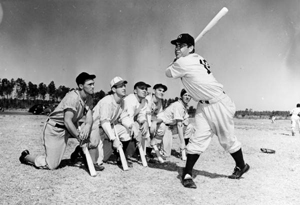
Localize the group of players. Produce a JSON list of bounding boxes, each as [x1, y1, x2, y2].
[[19, 33, 250, 189]]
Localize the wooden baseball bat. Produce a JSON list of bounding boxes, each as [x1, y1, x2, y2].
[[114, 127, 129, 171], [153, 145, 164, 163], [81, 143, 97, 177], [181, 149, 187, 161], [78, 126, 97, 177], [195, 7, 228, 43], [138, 142, 148, 167]]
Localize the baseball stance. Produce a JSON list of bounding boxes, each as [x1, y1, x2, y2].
[[166, 33, 250, 189]]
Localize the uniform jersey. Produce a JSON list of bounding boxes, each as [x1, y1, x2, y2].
[[157, 100, 189, 126], [166, 53, 241, 154], [145, 94, 163, 117], [290, 108, 300, 117], [122, 93, 147, 124], [166, 53, 224, 101], [92, 94, 129, 128], [48, 89, 93, 125]]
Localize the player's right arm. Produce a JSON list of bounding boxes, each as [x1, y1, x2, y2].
[[64, 109, 82, 140], [176, 120, 185, 150]]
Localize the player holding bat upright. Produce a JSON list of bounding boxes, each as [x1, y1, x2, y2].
[[166, 33, 250, 189]]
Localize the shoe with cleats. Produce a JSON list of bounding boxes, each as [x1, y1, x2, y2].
[[94, 163, 105, 171], [182, 174, 197, 189], [228, 163, 250, 179], [19, 150, 30, 164]]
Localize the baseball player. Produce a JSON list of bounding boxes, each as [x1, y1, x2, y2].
[[87, 76, 133, 168], [121, 81, 151, 160], [19, 72, 96, 170], [289, 103, 300, 136], [145, 84, 168, 160], [152, 88, 195, 160], [166, 33, 250, 189]]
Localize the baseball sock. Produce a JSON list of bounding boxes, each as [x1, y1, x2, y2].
[[146, 147, 153, 156], [184, 154, 200, 178], [121, 140, 130, 157], [230, 148, 245, 169], [184, 138, 189, 146]]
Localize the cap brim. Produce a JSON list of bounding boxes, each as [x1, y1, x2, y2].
[[171, 39, 178, 45], [154, 84, 168, 91], [113, 80, 127, 88], [89, 74, 96, 79], [162, 85, 168, 91]]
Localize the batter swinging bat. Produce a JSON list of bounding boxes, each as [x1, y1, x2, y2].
[[114, 127, 129, 171], [195, 7, 228, 43], [78, 126, 97, 177]]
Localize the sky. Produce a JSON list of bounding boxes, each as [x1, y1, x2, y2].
[[0, 0, 299, 111]]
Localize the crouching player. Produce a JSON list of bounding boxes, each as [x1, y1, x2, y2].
[[120, 81, 151, 165], [87, 77, 134, 168], [146, 84, 168, 162], [153, 89, 195, 160], [19, 72, 95, 170]]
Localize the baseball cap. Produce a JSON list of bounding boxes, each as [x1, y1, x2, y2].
[[171, 33, 195, 46], [76, 72, 96, 85], [153, 83, 168, 92], [134, 81, 151, 89], [180, 88, 187, 97], [110, 76, 128, 88]]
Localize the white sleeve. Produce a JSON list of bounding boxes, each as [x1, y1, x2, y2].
[[165, 59, 186, 79]]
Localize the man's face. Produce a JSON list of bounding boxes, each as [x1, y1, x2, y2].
[[114, 83, 127, 97], [182, 93, 191, 104], [82, 79, 95, 95], [175, 43, 193, 58], [135, 86, 148, 99], [154, 88, 165, 99]]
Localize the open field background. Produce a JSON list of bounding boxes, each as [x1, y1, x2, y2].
[[0, 113, 299, 205]]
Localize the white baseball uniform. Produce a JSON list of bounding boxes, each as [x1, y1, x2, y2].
[[90, 94, 130, 164], [289, 107, 300, 134], [145, 94, 166, 146], [157, 99, 195, 156], [166, 53, 241, 154]]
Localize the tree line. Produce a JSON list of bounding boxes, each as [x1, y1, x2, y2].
[[0, 78, 290, 120], [0, 77, 185, 111]]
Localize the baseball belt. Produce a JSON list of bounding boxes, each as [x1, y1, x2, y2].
[[199, 91, 226, 105]]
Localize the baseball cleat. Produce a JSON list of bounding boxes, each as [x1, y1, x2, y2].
[[228, 163, 250, 179], [94, 163, 105, 171], [182, 178, 197, 189], [19, 150, 30, 164]]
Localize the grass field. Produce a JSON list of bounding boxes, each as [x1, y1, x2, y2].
[[0, 113, 299, 205]]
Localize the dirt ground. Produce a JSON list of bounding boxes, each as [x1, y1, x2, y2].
[[0, 113, 299, 205]]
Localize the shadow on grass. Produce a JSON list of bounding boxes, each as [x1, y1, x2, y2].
[[147, 158, 228, 179]]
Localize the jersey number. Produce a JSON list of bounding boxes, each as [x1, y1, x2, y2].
[[199, 59, 211, 74]]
